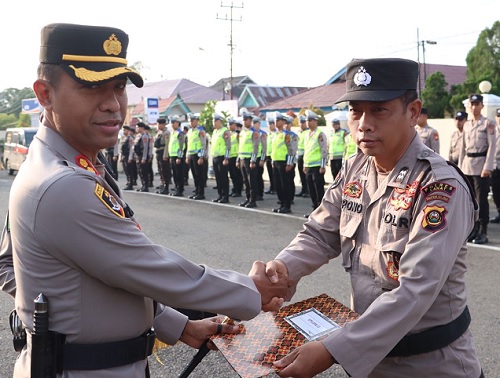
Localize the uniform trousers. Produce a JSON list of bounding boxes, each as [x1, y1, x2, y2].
[[296, 155, 308, 194], [257, 160, 264, 197], [121, 157, 130, 185], [130, 160, 138, 185], [265, 157, 275, 192], [170, 157, 185, 194], [465, 175, 490, 230], [189, 154, 204, 196], [138, 158, 150, 189], [491, 169, 500, 213], [147, 158, 154, 186], [240, 158, 258, 202], [306, 166, 326, 209], [213, 156, 230, 200], [105, 151, 118, 180], [273, 161, 294, 209], [155, 150, 171, 188], [228, 156, 243, 195], [330, 158, 343, 181]]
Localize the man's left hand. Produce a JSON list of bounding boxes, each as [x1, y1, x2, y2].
[[273, 341, 336, 377], [179, 316, 239, 350]]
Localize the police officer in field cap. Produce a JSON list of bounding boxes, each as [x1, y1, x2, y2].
[[449, 110, 467, 165], [258, 58, 482, 377], [0, 23, 289, 378]]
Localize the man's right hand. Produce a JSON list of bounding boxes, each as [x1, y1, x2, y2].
[[249, 260, 291, 312]]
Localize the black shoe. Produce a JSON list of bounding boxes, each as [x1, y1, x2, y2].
[[303, 213, 310, 218], [171, 192, 184, 197], [264, 190, 275, 194], [272, 207, 282, 213], [278, 207, 291, 214], [295, 191, 304, 197], [193, 195, 205, 200], [212, 197, 222, 203], [188, 194, 196, 199], [158, 189, 169, 195], [239, 199, 250, 207], [133, 181, 138, 186], [256, 196, 264, 201], [156, 185, 163, 190], [302, 193, 310, 198], [472, 233, 488, 244], [218, 198, 229, 203], [231, 193, 242, 198], [245, 201, 257, 208], [122, 185, 134, 191], [213, 186, 218, 189], [140, 187, 149, 192], [490, 214, 500, 223]]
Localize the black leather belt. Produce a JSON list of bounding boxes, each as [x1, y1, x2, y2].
[[62, 328, 156, 370], [387, 306, 470, 357], [467, 151, 487, 157]]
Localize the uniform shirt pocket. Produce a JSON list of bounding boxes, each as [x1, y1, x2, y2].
[[339, 211, 362, 271]]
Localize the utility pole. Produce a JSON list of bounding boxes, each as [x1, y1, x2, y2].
[[217, 2, 243, 100], [416, 28, 421, 98]]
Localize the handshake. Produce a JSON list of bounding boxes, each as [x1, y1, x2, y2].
[[248, 260, 293, 312]]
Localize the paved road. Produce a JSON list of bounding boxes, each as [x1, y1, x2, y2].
[[0, 172, 498, 377]]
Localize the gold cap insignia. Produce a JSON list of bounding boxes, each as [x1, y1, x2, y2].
[[103, 34, 122, 56]]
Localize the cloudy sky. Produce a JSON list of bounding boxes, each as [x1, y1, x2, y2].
[[1, 0, 498, 91]]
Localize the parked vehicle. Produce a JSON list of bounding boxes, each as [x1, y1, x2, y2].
[[3, 127, 38, 175]]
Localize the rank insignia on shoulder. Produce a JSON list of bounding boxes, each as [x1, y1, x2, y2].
[[94, 183, 125, 218], [75, 154, 99, 175]]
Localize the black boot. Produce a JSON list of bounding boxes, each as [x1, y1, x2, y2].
[[467, 221, 480, 243], [490, 214, 500, 223], [472, 224, 488, 244]]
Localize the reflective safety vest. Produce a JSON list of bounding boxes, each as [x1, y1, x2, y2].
[[238, 127, 254, 158], [344, 134, 357, 158], [187, 126, 203, 154], [271, 131, 288, 161], [229, 131, 239, 158], [329, 129, 347, 159], [212, 127, 229, 157], [304, 130, 322, 167], [297, 128, 309, 156], [168, 129, 182, 157], [267, 131, 276, 156]]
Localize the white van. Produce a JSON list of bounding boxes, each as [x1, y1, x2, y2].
[[3, 127, 38, 175]]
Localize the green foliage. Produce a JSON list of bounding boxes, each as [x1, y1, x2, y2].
[[0, 87, 36, 117], [0, 114, 19, 130], [200, 100, 217, 134], [298, 106, 327, 126], [18, 113, 32, 128], [421, 72, 451, 118]]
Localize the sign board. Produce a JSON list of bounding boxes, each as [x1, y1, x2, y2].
[[145, 97, 159, 124], [21, 98, 42, 114]]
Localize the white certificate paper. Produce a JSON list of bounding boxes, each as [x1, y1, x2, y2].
[[284, 307, 340, 341]]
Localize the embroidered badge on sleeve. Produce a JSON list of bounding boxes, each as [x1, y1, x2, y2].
[[421, 204, 447, 232], [94, 183, 125, 218]]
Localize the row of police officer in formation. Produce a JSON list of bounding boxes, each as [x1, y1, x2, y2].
[[112, 109, 358, 217]]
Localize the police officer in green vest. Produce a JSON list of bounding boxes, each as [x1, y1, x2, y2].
[[271, 112, 297, 214], [168, 115, 186, 196], [237, 110, 260, 208], [211, 113, 231, 203], [227, 117, 243, 197], [328, 118, 348, 180], [296, 115, 309, 198], [264, 118, 277, 195], [185, 113, 207, 200], [344, 132, 358, 160], [303, 110, 329, 218]]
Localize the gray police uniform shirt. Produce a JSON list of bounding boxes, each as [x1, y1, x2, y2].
[[9, 125, 261, 377], [449, 129, 463, 164], [415, 124, 440, 153], [459, 115, 497, 175], [276, 135, 481, 377]]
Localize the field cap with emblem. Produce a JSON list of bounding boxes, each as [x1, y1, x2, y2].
[[331, 118, 340, 124], [227, 117, 235, 124], [188, 113, 200, 120], [455, 111, 468, 120], [213, 112, 224, 121], [275, 112, 286, 121], [40, 23, 143, 88], [252, 116, 261, 124], [305, 110, 319, 121], [169, 115, 181, 123], [157, 118, 167, 124], [420, 107, 428, 115], [469, 94, 483, 103], [335, 58, 418, 103], [299, 115, 306, 123]]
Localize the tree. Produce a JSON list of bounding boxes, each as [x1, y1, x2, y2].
[[0, 87, 36, 117], [200, 100, 217, 135], [421, 71, 451, 118], [0, 114, 18, 130], [450, 21, 500, 110]]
